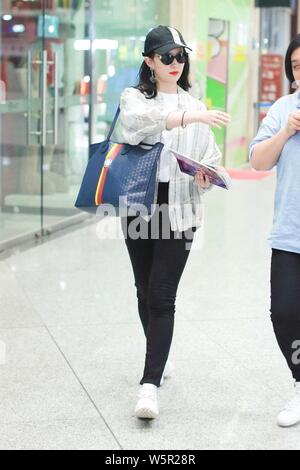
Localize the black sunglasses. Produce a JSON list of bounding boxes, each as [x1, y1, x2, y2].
[[156, 51, 188, 65]]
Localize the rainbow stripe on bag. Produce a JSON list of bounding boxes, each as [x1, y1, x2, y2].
[[95, 143, 123, 205]]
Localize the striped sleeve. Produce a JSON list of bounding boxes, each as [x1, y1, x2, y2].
[[192, 101, 222, 194], [196, 101, 222, 166], [119, 87, 170, 145]]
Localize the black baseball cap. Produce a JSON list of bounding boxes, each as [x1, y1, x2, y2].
[[142, 25, 192, 56]]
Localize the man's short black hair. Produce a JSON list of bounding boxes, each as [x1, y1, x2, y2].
[[285, 33, 300, 84]]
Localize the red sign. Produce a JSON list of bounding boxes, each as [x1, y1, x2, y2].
[[259, 54, 283, 120]]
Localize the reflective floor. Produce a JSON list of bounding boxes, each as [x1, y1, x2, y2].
[[0, 173, 299, 450]]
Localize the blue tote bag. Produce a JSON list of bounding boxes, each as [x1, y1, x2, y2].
[[74, 106, 164, 216]]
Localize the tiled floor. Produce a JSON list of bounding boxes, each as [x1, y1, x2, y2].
[[1, 174, 299, 450]]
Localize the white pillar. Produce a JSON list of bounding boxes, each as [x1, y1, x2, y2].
[[169, 0, 198, 96]]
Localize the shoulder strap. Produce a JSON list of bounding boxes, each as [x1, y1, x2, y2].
[[107, 106, 120, 141], [106, 103, 155, 147]]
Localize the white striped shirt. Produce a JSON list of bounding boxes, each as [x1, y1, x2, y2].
[[119, 85, 221, 231]]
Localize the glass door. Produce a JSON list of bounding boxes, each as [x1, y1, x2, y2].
[[42, 0, 90, 230], [0, 0, 44, 245], [0, 0, 90, 248]]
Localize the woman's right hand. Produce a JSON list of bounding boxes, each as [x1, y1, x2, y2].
[[197, 110, 231, 128], [285, 110, 300, 137]]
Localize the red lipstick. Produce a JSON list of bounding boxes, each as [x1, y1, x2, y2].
[[169, 71, 179, 76]]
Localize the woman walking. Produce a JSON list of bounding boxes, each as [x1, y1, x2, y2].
[[250, 34, 300, 427], [119, 25, 230, 419]]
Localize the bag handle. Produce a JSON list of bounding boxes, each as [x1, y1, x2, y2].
[[107, 106, 120, 141], [106, 103, 155, 148]]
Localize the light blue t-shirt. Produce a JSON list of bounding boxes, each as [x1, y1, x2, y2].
[[249, 91, 300, 254]]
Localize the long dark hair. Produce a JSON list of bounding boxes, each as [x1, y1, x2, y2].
[[135, 51, 192, 99], [285, 33, 300, 84]]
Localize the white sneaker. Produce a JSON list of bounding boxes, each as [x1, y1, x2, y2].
[[160, 360, 175, 386], [134, 383, 159, 419], [277, 382, 300, 427]]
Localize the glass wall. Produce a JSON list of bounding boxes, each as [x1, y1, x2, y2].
[[0, 0, 169, 250], [0, 0, 90, 249]]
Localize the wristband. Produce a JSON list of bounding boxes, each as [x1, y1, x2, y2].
[[181, 111, 187, 129]]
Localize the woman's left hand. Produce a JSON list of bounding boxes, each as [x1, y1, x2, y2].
[[194, 170, 211, 189]]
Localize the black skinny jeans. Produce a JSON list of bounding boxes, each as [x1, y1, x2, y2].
[[121, 182, 197, 387], [270, 248, 300, 382]]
